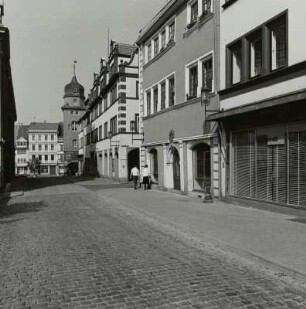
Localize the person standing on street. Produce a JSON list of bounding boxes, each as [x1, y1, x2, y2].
[[142, 164, 150, 190], [130, 166, 140, 190]]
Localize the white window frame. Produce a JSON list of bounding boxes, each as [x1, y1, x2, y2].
[[185, 51, 215, 99]]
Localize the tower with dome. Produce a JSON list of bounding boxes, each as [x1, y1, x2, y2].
[[61, 69, 86, 175]]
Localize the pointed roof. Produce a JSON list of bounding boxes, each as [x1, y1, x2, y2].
[[28, 122, 59, 132], [16, 125, 29, 140], [64, 75, 85, 99]]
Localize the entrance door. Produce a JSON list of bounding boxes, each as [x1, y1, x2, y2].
[[173, 149, 181, 190], [128, 149, 140, 180], [50, 166, 56, 175]]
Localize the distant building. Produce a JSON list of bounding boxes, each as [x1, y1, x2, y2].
[[207, 0, 306, 207], [0, 7, 17, 188], [136, 0, 220, 195], [77, 41, 140, 181], [61, 74, 86, 175], [15, 125, 29, 175], [28, 122, 62, 176]]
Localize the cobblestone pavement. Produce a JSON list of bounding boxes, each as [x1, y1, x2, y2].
[[0, 178, 306, 308]]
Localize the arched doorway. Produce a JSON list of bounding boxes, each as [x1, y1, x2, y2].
[[128, 148, 139, 180], [149, 149, 158, 182], [172, 148, 181, 190], [193, 143, 211, 190]]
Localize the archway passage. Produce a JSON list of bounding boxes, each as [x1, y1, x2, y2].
[[172, 148, 181, 190], [128, 148, 139, 180], [193, 143, 211, 190], [68, 162, 78, 176]]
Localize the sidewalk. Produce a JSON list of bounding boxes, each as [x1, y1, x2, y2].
[[95, 185, 306, 282]]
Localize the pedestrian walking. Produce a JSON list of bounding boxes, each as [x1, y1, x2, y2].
[[130, 166, 140, 190], [142, 164, 150, 190]]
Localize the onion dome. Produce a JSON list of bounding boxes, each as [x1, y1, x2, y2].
[[64, 76, 85, 99]]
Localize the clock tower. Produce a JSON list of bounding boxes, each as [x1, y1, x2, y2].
[[61, 73, 86, 175]]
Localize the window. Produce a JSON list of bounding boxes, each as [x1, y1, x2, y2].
[[45, 155, 48, 162], [98, 102, 102, 115], [51, 134, 54, 141], [17, 149, 26, 154], [38, 155, 42, 161], [135, 114, 139, 133], [44, 134, 48, 141], [153, 87, 158, 113], [249, 32, 262, 77], [45, 144, 48, 151], [99, 125, 102, 140], [32, 145, 35, 151], [147, 43, 152, 62], [60, 144, 64, 151], [161, 82, 166, 110], [110, 116, 117, 135], [202, 0, 212, 15], [146, 91, 151, 116], [38, 134, 41, 141], [230, 41, 242, 84], [73, 140, 77, 148], [51, 144, 54, 151], [191, 1, 198, 22], [189, 65, 198, 98], [32, 134, 35, 141], [104, 122, 108, 138], [202, 58, 213, 91], [270, 16, 287, 71], [154, 37, 159, 57], [169, 21, 175, 42], [169, 76, 175, 106], [161, 30, 166, 49], [71, 121, 77, 131], [38, 144, 42, 151], [226, 13, 287, 87], [51, 155, 54, 161]]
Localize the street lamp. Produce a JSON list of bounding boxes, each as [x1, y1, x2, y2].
[[201, 85, 210, 106]]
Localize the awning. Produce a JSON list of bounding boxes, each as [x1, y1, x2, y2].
[[206, 89, 306, 121]]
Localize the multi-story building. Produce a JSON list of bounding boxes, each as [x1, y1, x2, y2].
[[0, 4, 17, 188], [137, 0, 220, 195], [207, 0, 306, 207], [61, 74, 86, 175], [15, 125, 29, 175], [28, 122, 62, 176], [78, 41, 140, 180]]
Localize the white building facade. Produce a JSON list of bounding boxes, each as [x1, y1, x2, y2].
[[207, 0, 306, 207], [78, 42, 141, 181], [28, 122, 63, 176]]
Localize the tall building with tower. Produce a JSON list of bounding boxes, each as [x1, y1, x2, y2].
[[61, 65, 86, 175]]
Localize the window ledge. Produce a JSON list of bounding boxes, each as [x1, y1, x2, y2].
[[183, 13, 213, 39], [222, 0, 238, 9], [144, 40, 176, 69]]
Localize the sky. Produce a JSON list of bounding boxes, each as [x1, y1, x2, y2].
[[5, 0, 166, 125]]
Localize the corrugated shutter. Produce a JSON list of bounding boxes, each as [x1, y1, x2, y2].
[[300, 132, 306, 207], [256, 136, 268, 201], [232, 131, 255, 198], [289, 132, 299, 205]]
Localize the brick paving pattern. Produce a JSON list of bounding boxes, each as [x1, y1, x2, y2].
[[0, 178, 306, 308]]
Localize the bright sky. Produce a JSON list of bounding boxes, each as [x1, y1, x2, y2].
[[5, 0, 166, 124]]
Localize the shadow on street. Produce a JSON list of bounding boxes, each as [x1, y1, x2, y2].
[[0, 201, 47, 219]]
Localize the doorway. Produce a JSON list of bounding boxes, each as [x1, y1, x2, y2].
[[128, 148, 139, 180], [172, 148, 181, 190]]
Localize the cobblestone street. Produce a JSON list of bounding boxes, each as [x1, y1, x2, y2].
[[1, 177, 306, 308]]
